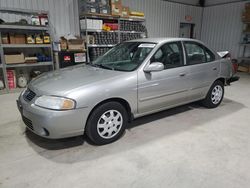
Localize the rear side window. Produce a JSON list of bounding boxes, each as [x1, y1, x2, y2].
[[204, 47, 215, 62], [184, 42, 215, 65]]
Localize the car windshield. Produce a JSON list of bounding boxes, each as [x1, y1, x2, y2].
[[92, 42, 156, 71]]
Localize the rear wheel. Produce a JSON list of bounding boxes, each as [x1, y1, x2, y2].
[[202, 80, 224, 108], [86, 102, 128, 145]]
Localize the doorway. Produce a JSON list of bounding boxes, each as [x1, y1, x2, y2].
[[179, 23, 195, 38]]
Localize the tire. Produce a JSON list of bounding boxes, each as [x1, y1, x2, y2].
[[202, 80, 224, 108], [85, 102, 128, 145]]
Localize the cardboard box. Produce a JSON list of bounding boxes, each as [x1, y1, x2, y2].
[[5, 53, 25, 64], [93, 19, 103, 30], [60, 37, 68, 51], [9, 34, 26, 44], [15, 34, 26, 44], [99, 5, 111, 15], [121, 6, 130, 17], [2, 34, 9, 44], [111, 3, 122, 16], [238, 65, 249, 72], [80, 3, 99, 14], [130, 11, 145, 17], [80, 19, 94, 30], [68, 38, 85, 51], [9, 34, 15, 44]]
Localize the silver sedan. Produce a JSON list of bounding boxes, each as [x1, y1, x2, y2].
[[17, 38, 238, 145]]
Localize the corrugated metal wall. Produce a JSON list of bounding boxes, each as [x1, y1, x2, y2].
[[122, 0, 203, 39], [201, 1, 246, 58], [0, 0, 79, 40]]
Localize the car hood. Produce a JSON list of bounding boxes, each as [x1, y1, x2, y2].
[[29, 65, 125, 96]]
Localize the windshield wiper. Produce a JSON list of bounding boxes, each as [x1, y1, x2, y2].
[[98, 64, 113, 70]]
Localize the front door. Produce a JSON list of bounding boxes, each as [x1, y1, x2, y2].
[[138, 41, 189, 114]]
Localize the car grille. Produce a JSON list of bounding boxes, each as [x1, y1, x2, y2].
[[23, 89, 36, 102], [22, 116, 33, 130]]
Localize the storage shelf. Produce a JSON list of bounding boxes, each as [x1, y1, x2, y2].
[[81, 29, 119, 33], [6, 61, 53, 68], [88, 44, 115, 48], [0, 8, 54, 95], [120, 30, 146, 34], [2, 44, 51, 48], [0, 24, 49, 31], [80, 13, 119, 20], [120, 17, 145, 22]]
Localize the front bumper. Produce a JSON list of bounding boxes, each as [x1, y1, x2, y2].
[[17, 94, 89, 139]]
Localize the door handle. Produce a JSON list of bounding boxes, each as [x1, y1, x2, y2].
[[179, 73, 186, 77], [213, 67, 217, 70]]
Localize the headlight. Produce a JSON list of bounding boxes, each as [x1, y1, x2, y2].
[[34, 96, 76, 110]]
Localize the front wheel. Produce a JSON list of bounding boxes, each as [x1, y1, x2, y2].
[[202, 80, 224, 108], [85, 102, 128, 145]]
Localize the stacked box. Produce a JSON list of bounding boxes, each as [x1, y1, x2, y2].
[[80, 19, 103, 30], [79, 0, 99, 14], [99, 0, 110, 15], [111, 0, 122, 16]]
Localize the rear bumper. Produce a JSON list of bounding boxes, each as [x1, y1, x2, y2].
[[226, 76, 240, 85]]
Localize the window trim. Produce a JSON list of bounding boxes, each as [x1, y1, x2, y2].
[[183, 41, 216, 66], [150, 41, 185, 70]]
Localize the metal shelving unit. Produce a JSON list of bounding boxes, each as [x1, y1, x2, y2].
[[6, 61, 53, 68], [2, 44, 51, 48], [238, 17, 250, 64], [0, 8, 54, 93], [79, 14, 147, 62], [0, 24, 49, 31]]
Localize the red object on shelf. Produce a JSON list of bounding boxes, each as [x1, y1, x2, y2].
[[7, 70, 16, 89], [104, 23, 119, 30]]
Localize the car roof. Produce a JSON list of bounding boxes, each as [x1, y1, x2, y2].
[[129, 37, 204, 45]]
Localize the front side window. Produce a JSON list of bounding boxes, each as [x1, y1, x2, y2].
[[184, 42, 216, 65], [93, 42, 155, 71], [150, 42, 184, 69]]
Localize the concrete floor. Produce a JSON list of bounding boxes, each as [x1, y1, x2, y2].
[[0, 73, 250, 188]]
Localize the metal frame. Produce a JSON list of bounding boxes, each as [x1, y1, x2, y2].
[[0, 7, 54, 93]]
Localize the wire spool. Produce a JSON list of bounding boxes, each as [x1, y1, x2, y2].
[[17, 75, 28, 88]]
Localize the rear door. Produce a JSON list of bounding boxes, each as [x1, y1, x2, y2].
[[183, 41, 220, 100], [138, 41, 189, 114]]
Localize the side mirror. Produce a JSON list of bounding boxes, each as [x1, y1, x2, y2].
[[144, 62, 164, 73]]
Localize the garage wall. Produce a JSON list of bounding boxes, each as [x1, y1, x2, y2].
[[0, 0, 79, 40], [122, 0, 203, 39], [201, 1, 246, 58]]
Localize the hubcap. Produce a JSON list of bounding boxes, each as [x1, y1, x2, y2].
[[211, 85, 223, 104], [97, 110, 123, 139]]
